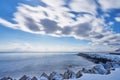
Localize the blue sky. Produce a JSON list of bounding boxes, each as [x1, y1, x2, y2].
[[0, 0, 120, 52]]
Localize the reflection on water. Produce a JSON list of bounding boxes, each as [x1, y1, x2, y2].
[[0, 52, 94, 78]]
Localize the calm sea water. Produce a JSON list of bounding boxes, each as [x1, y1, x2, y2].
[[0, 52, 94, 78]]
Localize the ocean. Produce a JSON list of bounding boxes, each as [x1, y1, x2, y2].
[[0, 52, 94, 78]]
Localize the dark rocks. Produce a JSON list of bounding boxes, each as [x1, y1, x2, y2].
[[77, 53, 113, 63], [92, 64, 108, 74], [63, 69, 76, 79], [49, 72, 63, 80], [103, 62, 114, 70], [80, 61, 120, 75], [106, 70, 111, 74], [76, 71, 82, 78], [19, 75, 31, 80], [31, 77, 37, 80], [111, 62, 120, 68], [49, 72, 56, 80], [0, 77, 13, 80], [41, 73, 49, 78], [80, 62, 115, 75], [81, 67, 96, 74], [40, 73, 49, 80], [63, 71, 69, 79], [81, 68, 89, 73]]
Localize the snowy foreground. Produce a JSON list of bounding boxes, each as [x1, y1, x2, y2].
[[75, 68, 120, 80], [1, 53, 120, 80], [75, 53, 120, 80]]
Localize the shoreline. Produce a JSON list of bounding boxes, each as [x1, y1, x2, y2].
[[1, 53, 120, 80]]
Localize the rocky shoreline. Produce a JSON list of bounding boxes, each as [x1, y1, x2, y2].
[[77, 52, 120, 63], [1, 53, 120, 80], [77, 53, 120, 74], [109, 52, 120, 55], [0, 69, 83, 80]]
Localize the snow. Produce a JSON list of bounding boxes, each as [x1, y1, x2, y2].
[[73, 53, 120, 80], [40, 76, 48, 80], [92, 64, 108, 74], [52, 73, 63, 80], [76, 68, 120, 80]]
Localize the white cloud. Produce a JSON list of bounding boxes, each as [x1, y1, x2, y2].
[[115, 17, 120, 22], [98, 0, 120, 11], [0, 43, 33, 52], [91, 33, 120, 46], [0, 0, 120, 47], [0, 42, 117, 52], [69, 0, 97, 15], [41, 0, 65, 7], [11, 43, 33, 51], [108, 21, 114, 26], [0, 18, 17, 29]]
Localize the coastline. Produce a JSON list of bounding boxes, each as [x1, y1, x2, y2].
[[1, 52, 120, 80]]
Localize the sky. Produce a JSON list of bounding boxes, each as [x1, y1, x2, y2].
[[0, 0, 120, 52]]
